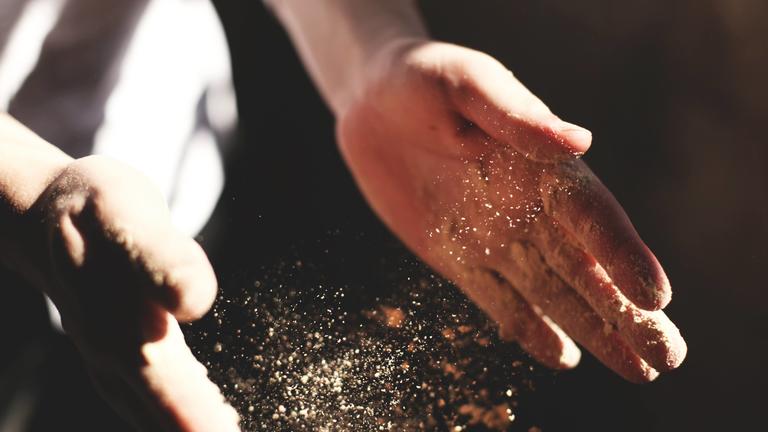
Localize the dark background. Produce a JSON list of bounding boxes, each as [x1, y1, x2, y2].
[[2, 1, 766, 431]]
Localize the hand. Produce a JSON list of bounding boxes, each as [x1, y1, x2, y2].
[[31, 156, 240, 430], [337, 40, 686, 382]]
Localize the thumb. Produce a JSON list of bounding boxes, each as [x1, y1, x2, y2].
[[451, 54, 592, 161], [129, 227, 219, 323], [48, 156, 219, 323]]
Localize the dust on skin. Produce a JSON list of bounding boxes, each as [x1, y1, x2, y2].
[[418, 146, 685, 381]]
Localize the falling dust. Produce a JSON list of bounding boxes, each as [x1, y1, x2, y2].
[[190, 258, 552, 431]]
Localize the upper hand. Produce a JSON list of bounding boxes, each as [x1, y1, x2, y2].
[[31, 156, 240, 430], [337, 40, 686, 382]]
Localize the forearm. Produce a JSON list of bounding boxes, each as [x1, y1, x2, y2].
[[266, 0, 428, 115], [0, 113, 71, 285]]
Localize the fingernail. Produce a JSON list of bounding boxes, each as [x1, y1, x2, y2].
[[557, 122, 592, 155], [558, 121, 591, 134], [559, 336, 582, 368]]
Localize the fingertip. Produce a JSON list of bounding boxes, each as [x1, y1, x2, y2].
[[628, 285, 669, 312], [614, 356, 660, 384], [634, 366, 661, 384], [648, 283, 672, 311], [557, 336, 582, 369], [209, 397, 241, 432], [653, 321, 688, 372], [453, 58, 592, 162], [670, 336, 688, 370], [521, 337, 581, 371], [641, 258, 672, 311], [518, 316, 582, 370], [516, 121, 593, 163], [622, 308, 687, 373], [162, 240, 218, 322], [661, 334, 688, 372], [173, 278, 217, 323], [655, 271, 673, 310], [540, 315, 582, 369], [221, 406, 242, 432], [555, 121, 592, 156], [619, 252, 672, 311]]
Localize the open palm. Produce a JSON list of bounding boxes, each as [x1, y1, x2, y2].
[[338, 40, 686, 382]]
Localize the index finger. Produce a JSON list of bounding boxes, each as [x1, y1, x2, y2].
[[539, 160, 672, 310]]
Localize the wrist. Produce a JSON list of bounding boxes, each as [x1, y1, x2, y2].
[[268, 0, 428, 116], [338, 35, 430, 115]]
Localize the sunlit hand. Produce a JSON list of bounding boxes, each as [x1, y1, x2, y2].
[[338, 40, 686, 382], [33, 156, 240, 430]]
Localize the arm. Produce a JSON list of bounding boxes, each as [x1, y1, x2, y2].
[[0, 114, 69, 289], [267, 0, 592, 160], [0, 113, 239, 431], [269, 1, 686, 381], [265, 0, 427, 116]]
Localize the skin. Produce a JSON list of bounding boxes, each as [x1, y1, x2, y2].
[[0, 115, 239, 432], [0, 1, 687, 429], [336, 39, 686, 383]]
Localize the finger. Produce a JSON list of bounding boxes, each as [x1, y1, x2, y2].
[[65, 156, 219, 321], [457, 268, 581, 370], [132, 310, 240, 432], [539, 160, 671, 310], [130, 229, 219, 322], [88, 366, 173, 432], [448, 53, 592, 162], [72, 202, 218, 322], [88, 315, 241, 432], [532, 217, 687, 371], [496, 242, 659, 383]]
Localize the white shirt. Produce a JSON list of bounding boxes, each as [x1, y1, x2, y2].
[[0, 0, 236, 330], [0, 0, 236, 237]]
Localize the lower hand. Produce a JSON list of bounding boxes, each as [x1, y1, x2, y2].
[[32, 156, 239, 430]]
